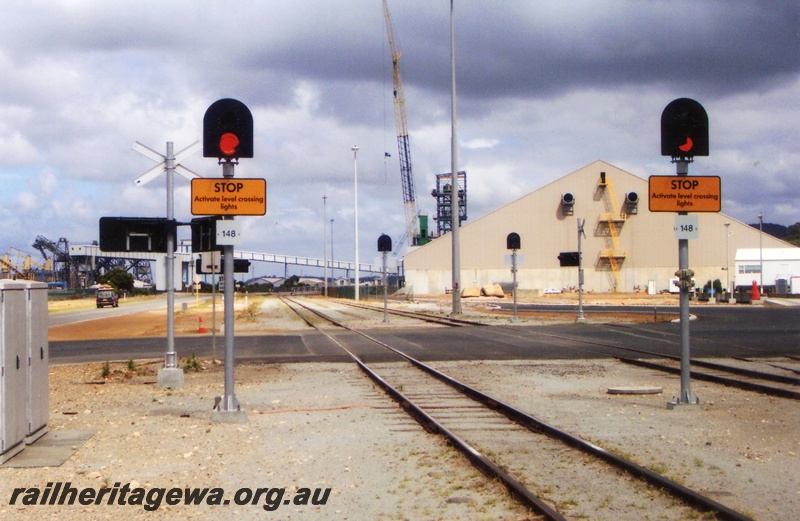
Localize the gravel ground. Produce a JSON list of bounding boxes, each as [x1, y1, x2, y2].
[[1, 361, 535, 520], [432, 359, 799, 521], [2, 293, 797, 520]]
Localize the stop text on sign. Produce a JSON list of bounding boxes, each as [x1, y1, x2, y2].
[[191, 178, 267, 216], [648, 175, 721, 213]]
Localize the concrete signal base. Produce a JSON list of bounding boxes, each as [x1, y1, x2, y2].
[[157, 368, 185, 389]]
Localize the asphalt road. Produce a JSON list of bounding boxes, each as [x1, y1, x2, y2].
[[48, 293, 200, 327], [49, 305, 800, 365]]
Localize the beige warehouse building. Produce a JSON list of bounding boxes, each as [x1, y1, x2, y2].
[[404, 160, 794, 295]]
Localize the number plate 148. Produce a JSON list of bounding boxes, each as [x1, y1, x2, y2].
[[674, 215, 699, 240], [216, 220, 242, 245]]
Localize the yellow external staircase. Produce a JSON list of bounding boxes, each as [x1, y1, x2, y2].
[[596, 173, 627, 290]]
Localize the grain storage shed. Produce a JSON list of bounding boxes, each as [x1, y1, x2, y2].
[[404, 160, 795, 295]]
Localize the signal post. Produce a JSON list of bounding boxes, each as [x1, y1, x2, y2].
[[199, 99, 262, 423], [654, 98, 716, 410]]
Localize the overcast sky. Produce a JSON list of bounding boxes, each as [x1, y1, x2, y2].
[[0, 1, 797, 276]]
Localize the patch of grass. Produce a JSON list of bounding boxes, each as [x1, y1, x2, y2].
[[183, 353, 201, 372], [649, 461, 669, 474], [558, 498, 579, 509], [235, 297, 263, 322], [708, 464, 725, 475], [101, 361, 111, 378], [126, 358, 136, 371]]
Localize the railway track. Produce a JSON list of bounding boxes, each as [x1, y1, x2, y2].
[[331, 299, 799, 400], [521, 325, 800, 401], [337, 299, 488, 327], [281, 296, 751, 520]]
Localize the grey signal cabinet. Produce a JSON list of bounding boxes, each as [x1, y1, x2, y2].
[[0, 281, 27, 463], [0, 280, 49, 463], [25, 281, 49, 444]]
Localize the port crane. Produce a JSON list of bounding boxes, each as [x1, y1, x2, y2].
[[383, 0, 422, 250]]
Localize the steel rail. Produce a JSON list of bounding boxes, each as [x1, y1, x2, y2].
[[281, 297, 562, 519], [528, 330, 800, 400], [282, 296, 752, 521], [335, 299, 487, 327], [617, 357, 800, 400]]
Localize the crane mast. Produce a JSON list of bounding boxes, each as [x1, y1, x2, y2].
[[383, 0, 419, 248]]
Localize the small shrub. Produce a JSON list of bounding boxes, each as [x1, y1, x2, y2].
[[236, 301, 260, 322], [183, 353, 201, 372]]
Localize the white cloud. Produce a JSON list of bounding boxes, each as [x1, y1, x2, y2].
[[0, 0, 796, 271]]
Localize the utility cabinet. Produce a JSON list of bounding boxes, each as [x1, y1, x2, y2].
[[0, 281, 27, 463], [25, 281, 49, 444], [0, 280, 49, 463]]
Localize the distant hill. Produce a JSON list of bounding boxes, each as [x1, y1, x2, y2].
[[748, 222, 800, 246]]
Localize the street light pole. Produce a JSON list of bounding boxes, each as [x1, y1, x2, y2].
[[724, 222, 731, 293], [352, 145, 360, 301], [758, 212, 763, 292], [330, 218, 334, 282], [449, 0, 462, 315], [323, 195, 328, 297]]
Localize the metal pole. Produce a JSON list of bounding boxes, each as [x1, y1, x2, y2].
[[323, 195, 328, 297], [352, 146, 360, 301], [450, 0, 462, 315], [166, 142, 176, 366], [674, 159, 698, 406], [157, 142, 183, 389], [724, 222, 730, 293], [758, 212, 763, 292], [577, 218, 586, 322], [214, 159, 244, 421], [512, 249, 517, 322], [330, 219, 334, 281], [211, 262, 217, 362], [383, 251, 388, 323]]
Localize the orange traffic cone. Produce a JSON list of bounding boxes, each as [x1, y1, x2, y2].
[[751, 280, 760, 301], [198, 317, 207, 333]]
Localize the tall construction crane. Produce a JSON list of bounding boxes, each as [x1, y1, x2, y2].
[[383, 0, 422, 249]]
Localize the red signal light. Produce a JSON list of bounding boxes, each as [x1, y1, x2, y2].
[[678, 136, 693, 152], [219, 133, 240, 156]]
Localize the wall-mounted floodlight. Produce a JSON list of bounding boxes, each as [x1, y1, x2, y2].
[[561, 192, 575, 214], [624, 191, 639, 214]]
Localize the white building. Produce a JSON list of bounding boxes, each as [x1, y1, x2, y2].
[[735, 248, 800, 294]]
